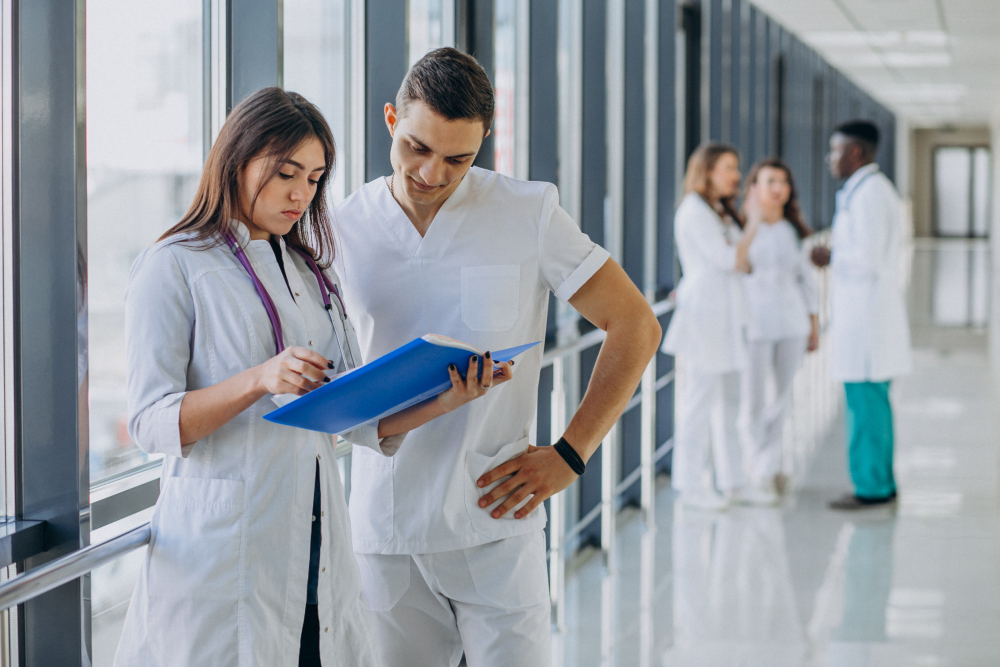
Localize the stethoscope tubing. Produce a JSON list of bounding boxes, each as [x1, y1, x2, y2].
[[223, 228, 357, 369]]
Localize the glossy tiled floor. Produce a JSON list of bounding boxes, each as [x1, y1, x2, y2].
[[556, 241, 1000, 666]]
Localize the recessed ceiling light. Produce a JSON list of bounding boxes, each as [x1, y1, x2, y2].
[[846, 52, 951, 68]]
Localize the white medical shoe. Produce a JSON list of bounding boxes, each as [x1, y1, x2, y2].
[[678, 489, 730, 511], [727, 486, 780, 507]]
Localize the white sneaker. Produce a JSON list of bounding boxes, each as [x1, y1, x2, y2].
[[728, 486, 780, 507], [678, 490, 730, 511]]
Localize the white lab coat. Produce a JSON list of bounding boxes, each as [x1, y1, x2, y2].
[[662, 192, 749, 374], [742, 219, 818, 341], [333, 167, 609, 555], [829, 164, 912, 382], [115, 222, 396, 667]]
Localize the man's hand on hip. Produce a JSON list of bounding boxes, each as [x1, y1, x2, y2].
[[476, 445, 578, 519]]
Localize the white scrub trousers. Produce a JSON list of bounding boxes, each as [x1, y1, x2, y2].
[[739, 337, 806, 485], [354, 532, 551, 667], [672, 362, 745, 493]]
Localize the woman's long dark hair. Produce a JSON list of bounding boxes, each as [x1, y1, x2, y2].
[[683, 142, 744, 228], [743, 158, 812, 239], [160, 87, 337, 265]]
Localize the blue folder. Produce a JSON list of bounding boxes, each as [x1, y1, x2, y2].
[[263, 337, 541, 435]]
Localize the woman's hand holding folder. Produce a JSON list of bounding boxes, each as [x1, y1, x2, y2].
[[376, 352, 514, 438]]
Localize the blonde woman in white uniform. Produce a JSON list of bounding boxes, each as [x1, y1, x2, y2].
[[115, 88, 509, 667], [662, 143, 766, 511], [739, 159, 820, 499]]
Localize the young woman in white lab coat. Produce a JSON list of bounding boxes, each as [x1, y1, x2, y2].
[[738, 159, 820, 499], [115, 88, 511, 667], [661, 144, 766, 511]]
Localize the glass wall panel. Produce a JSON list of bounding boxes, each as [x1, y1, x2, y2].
[[408, 0, 454, 68], [284, 0, 350, 203], [86, 0, 204, 485], [91, 510, 154, 666], [972, 147, 991, 238], [493, 0, 518, 176], [934, 147, 971, 237]]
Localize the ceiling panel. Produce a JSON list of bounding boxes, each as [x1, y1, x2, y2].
[[747, 0, 1000, 127]]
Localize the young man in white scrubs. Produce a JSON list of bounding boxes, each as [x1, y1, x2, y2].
[[813, 120, 912, 510], [333, 47, 662, 666]]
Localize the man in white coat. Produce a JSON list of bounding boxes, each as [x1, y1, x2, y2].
[[815, 120, 912, 510], [332, 48, 662, 666]]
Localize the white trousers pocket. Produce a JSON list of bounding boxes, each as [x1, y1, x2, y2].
[[355, 552, 411, 612], [464, 532, 550, 609]]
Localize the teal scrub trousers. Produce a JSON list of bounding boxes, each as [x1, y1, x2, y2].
[[844, 381, 897, 499]]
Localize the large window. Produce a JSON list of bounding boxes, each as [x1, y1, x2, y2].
[[87, 3, 204, 661], [407, 0, 455, 67], [86, 0, 204, 486], [284, 0, 351, 203], [493, 0, 519, 176]]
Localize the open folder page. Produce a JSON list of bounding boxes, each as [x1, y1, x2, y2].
[[263, 335, 541, 435]]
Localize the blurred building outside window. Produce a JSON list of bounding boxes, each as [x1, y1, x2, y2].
[[407, 0, 455, 68], [87, 2, 203, 662], [494, 0, 517, 177], [284, 0, 350, 204], [86, 0, 204, 488]]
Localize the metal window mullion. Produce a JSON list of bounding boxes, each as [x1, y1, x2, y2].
[[228, 0, 282, 110], [640, 0, 658, 523], [604, 0, 624, 265], [513, 0, 530, 181], [346, 0, 367, 194], [14, 0, 88, 664], [1, 0, 18, 659]]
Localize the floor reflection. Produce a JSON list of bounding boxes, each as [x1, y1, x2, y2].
[[558, 241, 1000, 666], [667, 506, 804, 666]]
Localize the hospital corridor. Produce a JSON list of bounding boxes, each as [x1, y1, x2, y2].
[[556, 239, 1000, 665], [0, 0, 999, 666]]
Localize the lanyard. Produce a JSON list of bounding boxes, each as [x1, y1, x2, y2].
[[222, 229, 358, 369]]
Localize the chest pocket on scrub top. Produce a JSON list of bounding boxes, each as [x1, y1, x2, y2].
[[461, 265, 520, 332]]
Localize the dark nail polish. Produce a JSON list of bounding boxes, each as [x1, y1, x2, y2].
[[327, 361, 334, 369], [472, 355, 478, 363], [449, 363, 457, 371], [323, 376, 331, 383], [509, 360, 515, 366], [485, 351, 491, 359]]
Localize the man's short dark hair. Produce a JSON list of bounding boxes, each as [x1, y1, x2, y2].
[[834, 120, 879, 158], [396, 47, 495, 132]]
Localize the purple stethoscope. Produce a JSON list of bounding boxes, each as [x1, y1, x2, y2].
[[222, 228, 359, 370]]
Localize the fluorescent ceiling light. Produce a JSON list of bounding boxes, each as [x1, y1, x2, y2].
[[880, 84, 966, 103], [846, 52, 952, 68], [804, 30, 949, 49]]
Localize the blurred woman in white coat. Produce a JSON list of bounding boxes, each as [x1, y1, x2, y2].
[[662, 144, 765, 510], [738, 159, 820, 499], [115, 88, 509, 667]]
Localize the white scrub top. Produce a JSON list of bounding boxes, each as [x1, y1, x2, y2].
[[742, 219, 819, 341], [828, 163, 912, 382], [661, 192, 749, 374], [333, 167, 610, 554], [115, 221, 393, 667]]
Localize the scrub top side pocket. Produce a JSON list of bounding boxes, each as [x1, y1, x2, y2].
[[465, 437, 547, 541], [461, 265, 520, 332]]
